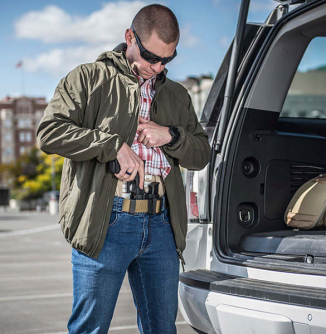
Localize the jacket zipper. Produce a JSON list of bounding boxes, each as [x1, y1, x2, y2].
[[177, 248, 186, 272], [169, 187, 187, 272], [149, 85, 164, 122], [126, 79, 141, 145]]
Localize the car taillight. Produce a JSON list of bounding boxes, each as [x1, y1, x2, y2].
[[190, 191, 199, 218]]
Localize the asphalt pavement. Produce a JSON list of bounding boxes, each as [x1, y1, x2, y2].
[[0, 207, 196, 334]]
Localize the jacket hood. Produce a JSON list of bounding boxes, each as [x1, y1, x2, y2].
[[96, 43, 168, 82], [96, 43, 130, 75]]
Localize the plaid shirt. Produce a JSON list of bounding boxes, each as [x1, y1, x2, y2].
[[131, 71, 171, 179]]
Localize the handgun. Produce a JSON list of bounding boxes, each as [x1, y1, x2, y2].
[[107, 159, 146, 199]]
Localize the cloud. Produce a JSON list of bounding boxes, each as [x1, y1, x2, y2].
[[250, 0, 276, 12], [218, 36, 230, 47], [180, 24, 200, 48], [15, 1, 146, 45], [23, 44, 114, 75], [15, 1, 146, 76], [16, 1, 199, 76]]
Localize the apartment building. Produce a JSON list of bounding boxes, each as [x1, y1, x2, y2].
[[0, 96, 47, 164]]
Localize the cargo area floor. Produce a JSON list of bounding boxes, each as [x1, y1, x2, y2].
[[240, 229, 326, 257]]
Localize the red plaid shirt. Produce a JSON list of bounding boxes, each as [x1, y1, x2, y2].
[[131, 71, 171, 179]]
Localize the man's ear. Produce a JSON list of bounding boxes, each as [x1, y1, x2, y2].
[[125, 28, 134, 47]]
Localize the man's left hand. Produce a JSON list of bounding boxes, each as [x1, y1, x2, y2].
[[137, 117, 172, 148]]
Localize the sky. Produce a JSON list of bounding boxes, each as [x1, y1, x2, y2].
[[0, 0, 323, 102]]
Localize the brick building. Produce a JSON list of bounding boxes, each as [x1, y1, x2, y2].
[[0, 96, 47, 164]]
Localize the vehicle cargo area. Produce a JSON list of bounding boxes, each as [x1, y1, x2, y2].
[[215, 3, 326, 271], [225, 108, 326, 266]]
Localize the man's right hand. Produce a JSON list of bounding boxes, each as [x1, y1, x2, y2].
[[115, 143, 145, 189]]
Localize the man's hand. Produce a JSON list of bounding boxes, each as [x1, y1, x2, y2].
[[115, 143, 145, 189], [137, 117, 172, 148]]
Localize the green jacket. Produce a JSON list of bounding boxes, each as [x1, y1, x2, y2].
[[36, 43, 211, 260]]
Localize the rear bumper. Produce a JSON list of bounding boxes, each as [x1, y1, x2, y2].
[[179, 269, 326, 334]]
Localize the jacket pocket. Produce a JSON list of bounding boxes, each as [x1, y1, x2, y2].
[[60, 160, 76, 204], [63, 174, 78, 215]]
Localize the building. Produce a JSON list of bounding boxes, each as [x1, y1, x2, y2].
[[179, 75, 214, 118], [181, 69, 326, 120], [282, 68, 326, 117], [0, 96, 47, 164]]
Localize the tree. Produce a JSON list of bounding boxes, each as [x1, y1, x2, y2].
[[0, 148, 64, 200]]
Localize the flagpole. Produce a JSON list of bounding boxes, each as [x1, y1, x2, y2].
[[21, 66, 24, 96], [16, 61, 24, 96]]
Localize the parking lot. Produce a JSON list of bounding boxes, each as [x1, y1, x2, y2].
[[0, 209, 194, 334]]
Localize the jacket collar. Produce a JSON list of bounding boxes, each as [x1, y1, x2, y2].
[[96, 43, 167, 87]]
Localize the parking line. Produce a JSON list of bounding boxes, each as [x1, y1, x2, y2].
[[0, 274, 71, 282], [0, 260, 68, 267], [0, 290, 130, 302], [0, 224, 60, 237], [109, 322, 188, 331], [0, 292, 72, 301], [42, 321, 188, 333]]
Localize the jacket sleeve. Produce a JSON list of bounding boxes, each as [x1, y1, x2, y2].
[[36, 65, 123, 163], [162, 94, 211, 170]]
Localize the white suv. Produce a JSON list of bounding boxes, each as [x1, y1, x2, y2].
[[179, 0, 326, 333]]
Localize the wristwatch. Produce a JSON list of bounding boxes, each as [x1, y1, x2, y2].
[[167, 126, 180, 146]]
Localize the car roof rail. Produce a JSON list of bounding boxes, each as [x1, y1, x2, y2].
[[274, 0, 308, 4]]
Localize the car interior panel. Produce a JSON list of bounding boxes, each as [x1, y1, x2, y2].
[[223, 5, 326, 263]]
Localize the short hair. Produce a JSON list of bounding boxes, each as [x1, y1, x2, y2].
[[132, 4, 180, 45]]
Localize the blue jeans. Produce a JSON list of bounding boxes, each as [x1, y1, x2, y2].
[[67, 196, 179, 334]]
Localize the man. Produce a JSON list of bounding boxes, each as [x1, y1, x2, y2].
[[37, 4, 210, 333]]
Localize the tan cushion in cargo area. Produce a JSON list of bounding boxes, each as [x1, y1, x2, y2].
[[285, 174, 326, 230]]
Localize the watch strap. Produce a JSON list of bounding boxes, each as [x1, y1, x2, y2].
[[167, 126, 180, 146]]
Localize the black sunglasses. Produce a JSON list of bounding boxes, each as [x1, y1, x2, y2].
[[131, 25, 177, 65]]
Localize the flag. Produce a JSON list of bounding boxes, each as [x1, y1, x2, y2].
[[16, 61, 23, 68]]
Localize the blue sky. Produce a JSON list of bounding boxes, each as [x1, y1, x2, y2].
[[0, 0, 322, 101]]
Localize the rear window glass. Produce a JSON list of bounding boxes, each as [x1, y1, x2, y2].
[[280, 37, 326, 119]]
